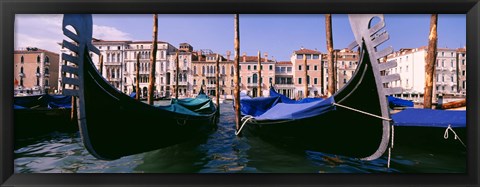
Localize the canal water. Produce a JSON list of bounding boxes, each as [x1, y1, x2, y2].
[[14, 100, 466, 173]]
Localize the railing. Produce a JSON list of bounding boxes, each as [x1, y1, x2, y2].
[[44, 73, 50, 77]]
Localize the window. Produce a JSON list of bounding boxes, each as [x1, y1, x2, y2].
[[314, 78, 318, 84], [44, 68, 49, 75], [222, 66, 225, 74], [45, 56, 49, 63], [45, 79, 49, 86], [194, 66, 197, 74], [254, 65, 257, 70], [269, 65, 273, 70], [451, 60, 454, 67], [247, 77, 251, 83], [462, 59, 465, 65], [297, 54, 303, 59], [442, 60, 445, 67], [442, 76, 444, 82], [36, 67, 40, 74], [298, 65, 302, 70], [21, 56, 24, 63], [231, 66, 234, 75], [343, 70, 346, 75], [451, 76, 454, 82], [306, 55, 312, 59], [462, 70, 466, 76], [107, 46, 110, 50], [298, 78, 302, 84], [313, 54, 319, 59], [307, 65, 310, 70], [36, 78, 40, 86], [287, 67, 292, 72], [202, 79, 205, 85], [118, 46, 121, 50], [307, 75, 310, 84], [248, 65, 251, 70], [314, 66, 317, 70], [463, 81, 466, 89], [37, 55, 40, 63], [406, 66, 408, 72], [343, 79, 347, 84], [202, 66, 205, 74], [269, 77, 272, 83]]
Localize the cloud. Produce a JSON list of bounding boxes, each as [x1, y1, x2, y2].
[[14, 14, 132, 53], [92, 25, 132, 41]]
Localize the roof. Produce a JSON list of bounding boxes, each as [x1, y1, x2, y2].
[[14, 48, 59, 56], [294, 48, 321, 55], [242, 56, 275, 62], [276, 61, 292, 65]]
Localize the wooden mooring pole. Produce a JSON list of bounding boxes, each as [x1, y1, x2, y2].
[[148, 14, 158, 105], [326, 14, 335, 96], [233, 14, 241, 134], [424, 14, 438, 109], [257, 51, 262, 97], [304, 54, 308, 98], [215, 54, 220, 115], [99, 54, 103, 75], [175, 52, 179, 100], [136, 52, 140, 100]]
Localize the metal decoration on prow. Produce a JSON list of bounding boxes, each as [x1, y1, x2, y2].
[[348, 15, 402, 164], [60, 14, 100, 140]]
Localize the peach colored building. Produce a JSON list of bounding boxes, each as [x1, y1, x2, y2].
[[14, 47, 59, 95], [191, 51, 235, 99], [291, 48, 323, 98], [322, 48, 359, 93], [239, 52, 276, 97]]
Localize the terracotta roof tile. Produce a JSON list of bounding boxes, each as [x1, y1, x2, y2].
[[294, 48, 321, 55]]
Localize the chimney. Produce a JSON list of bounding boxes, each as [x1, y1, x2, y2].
[[242, 52, 247, 62], [226, 50, 231, 61], [264, 52, 268, 62]]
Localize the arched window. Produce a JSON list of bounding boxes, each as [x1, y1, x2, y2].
[[36, 67, 40, 74], [252, 74, 258, 83], [193, 79, 197, 85], [222, 66, 225, 74], [179, 73, 183, 82], [45, 79, 49, 86], [107, 53, 111, 62], [36, 78, 40, 86], [45, 68, 49, 75], [20, 56, 24, 63], [37, 55, 40, 63], [112, 53, 116, 62], [202, 66, 205, 74], [117, 53, 121, 62], [231, 66, 234, 75], [124, 77, 127, 83], [194, 66, 197, 74], [45, 56, 49, 63], [202, 79, 205, 85]]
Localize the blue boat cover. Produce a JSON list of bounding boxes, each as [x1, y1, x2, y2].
[[240, 87, 335, 121], [14, 94, 72, 109], [392, 108, 466, 128], [157, 91, 215, 116], [387, 96, 414, 108], [129, 92, 136, 98]]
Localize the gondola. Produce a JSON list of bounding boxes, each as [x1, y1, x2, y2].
[[237, 15, 402, 161], [60, 14, 217, 160], [14, 94, 78, 140]]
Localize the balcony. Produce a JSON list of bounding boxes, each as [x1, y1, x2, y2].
[[275, 83, 295, 88], [36, 73, 41, 77], [19, 72, 25, 77], [247, 83, 260, 87], [44, 73, 50, 77]]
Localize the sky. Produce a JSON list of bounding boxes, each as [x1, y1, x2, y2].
[[14, 14, 465, 61]]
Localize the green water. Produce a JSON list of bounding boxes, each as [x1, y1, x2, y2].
[[14, 101, 466, 173]]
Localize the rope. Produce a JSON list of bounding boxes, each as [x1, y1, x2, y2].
[[444, 124, 466, 148], [387, 147, 391, 168], [333, 103, 392, 121], [236, 115, 254, 136]]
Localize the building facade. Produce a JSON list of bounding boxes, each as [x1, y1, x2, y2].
[[291, 48, 323, 98], [274, 61, 294, 98], [14, 47, 59, 95], [322, 48, 359, 94], [385, 46, 466, 102]]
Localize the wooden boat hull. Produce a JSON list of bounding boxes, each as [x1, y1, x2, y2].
[[78, 51, 217, 160], [60, 15, 217, 160], [244, 47, 388, 159]]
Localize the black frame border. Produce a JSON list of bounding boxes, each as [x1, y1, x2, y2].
[[1, 0, 479, 186]]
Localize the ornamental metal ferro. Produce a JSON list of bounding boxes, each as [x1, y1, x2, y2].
[[61, 14, 100, 151], [348, 14, 402, 161]]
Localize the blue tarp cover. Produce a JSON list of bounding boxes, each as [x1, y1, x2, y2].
[[240, 88, 335, 121], [14, 94, 72, 109], [387, 96, 414, 108], [392, 108, 466, 128]]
